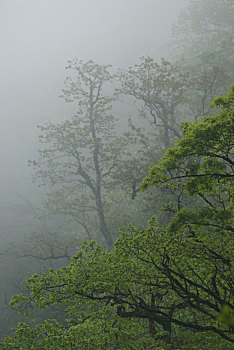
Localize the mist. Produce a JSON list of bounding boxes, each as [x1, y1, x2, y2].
[[1, 0, 233, 345], [0, 0, 188, 200], [1, 0, 189, 331]]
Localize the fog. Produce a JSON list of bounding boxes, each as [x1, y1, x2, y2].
[[0, 0, 188, 236], [0, 0, 233, 344], [1, 0, 193, 244]]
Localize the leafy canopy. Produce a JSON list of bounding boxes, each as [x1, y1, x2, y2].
[[1, 87, 234, 349]]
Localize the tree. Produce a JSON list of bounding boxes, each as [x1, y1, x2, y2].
[[118, 57, 189, 152], [2, 87, 233, 349], [114, 57, 190, 201], [186, 64, 230, 119], [30, 60, 126, 248], [171, 0, 234, 78]]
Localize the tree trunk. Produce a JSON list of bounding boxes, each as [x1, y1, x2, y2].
[[89, 94, 113, 248]]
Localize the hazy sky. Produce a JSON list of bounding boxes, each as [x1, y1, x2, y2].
[[0, 0, 189, 193]]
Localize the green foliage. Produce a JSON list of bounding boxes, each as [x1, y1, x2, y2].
[[216, 304, 234, 330], [1, 88, 233, 348], [142, 85, 234, 197], [1, 1, 233, 344]]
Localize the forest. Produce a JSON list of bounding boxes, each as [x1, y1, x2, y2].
[[0, 0, 233, 349]]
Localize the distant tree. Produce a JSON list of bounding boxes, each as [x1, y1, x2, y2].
[[171, 0, 234, 77], [30, 60, 125, 248], [113, 57, 190, 202], [186, 64, 230, 119], [118, 57, 189, 151]]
